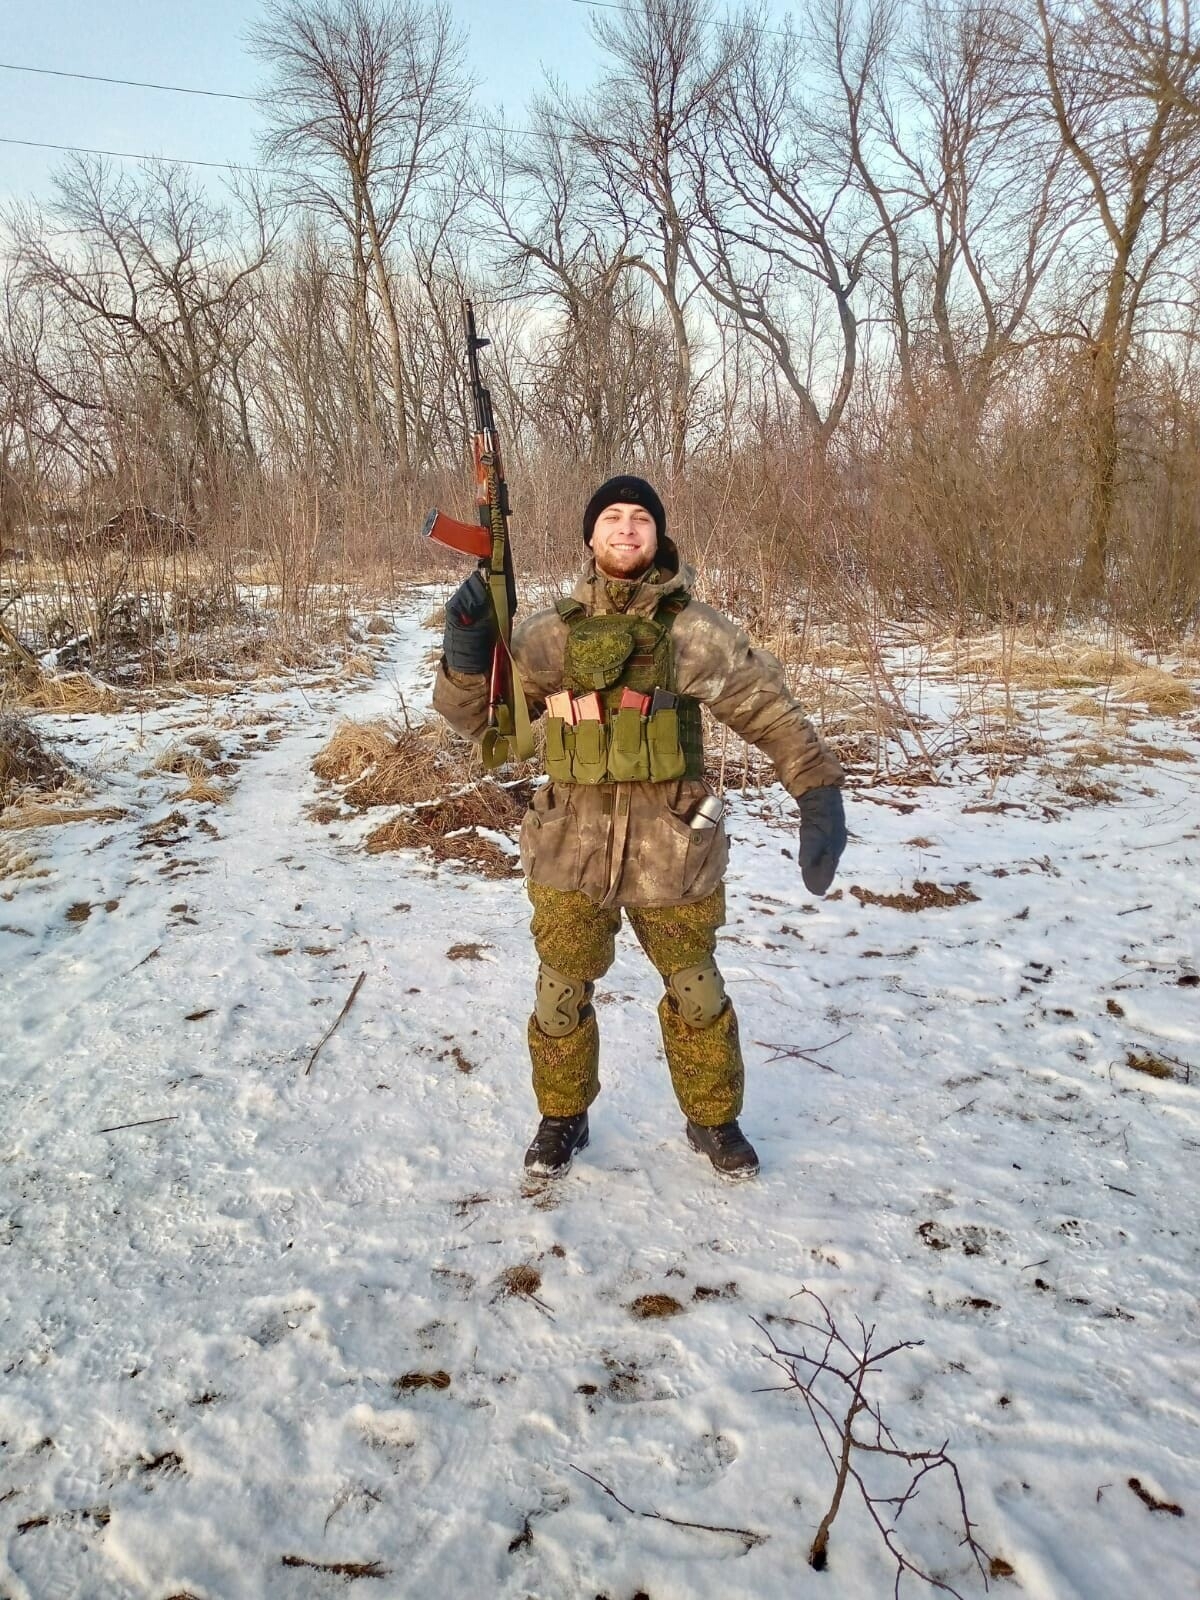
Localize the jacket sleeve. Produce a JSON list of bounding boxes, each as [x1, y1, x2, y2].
[[673, 601, 844, 796], [432, 661, 491, 741], [431, 606, 567, 744]]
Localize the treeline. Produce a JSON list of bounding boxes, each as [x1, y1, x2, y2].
[[2, 0, 1200, 634]]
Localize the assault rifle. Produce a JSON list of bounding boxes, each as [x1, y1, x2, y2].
[[424, 301, 533, 770]]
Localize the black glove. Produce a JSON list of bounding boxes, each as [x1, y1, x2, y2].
[[442, 569, 497, 676], [797, 784, 846, 896]]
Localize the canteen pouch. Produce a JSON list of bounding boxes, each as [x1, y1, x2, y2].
[[647, 707, 687, 782], [571, 720, 609, 783], [544, 717, 575, 784], [608, 707, 651, 781]]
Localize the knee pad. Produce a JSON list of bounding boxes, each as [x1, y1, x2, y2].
[[535, 963, 593, 1037], [666, 958, 728, 1028]]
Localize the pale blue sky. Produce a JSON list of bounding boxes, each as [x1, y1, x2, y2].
[[0, 0, 624, 205]]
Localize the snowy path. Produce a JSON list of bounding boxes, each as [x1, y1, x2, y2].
[[2, 607, 1199, 1600]]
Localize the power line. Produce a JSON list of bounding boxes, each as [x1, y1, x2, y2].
[[0, 135, 279, 175], [0, 60, 253, 101], [0, 0, 789, 115], [0, 124, 573, 177]]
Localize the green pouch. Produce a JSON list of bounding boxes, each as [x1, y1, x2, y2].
[[608, 706, 650, 781], [571, 719, 609, 783], [647, 707, 687, 782], [545, 717, 575, 783], [564, 616, 637, 691]]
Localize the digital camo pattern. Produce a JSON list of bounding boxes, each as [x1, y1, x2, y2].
[[526, 882, 744, 1125]]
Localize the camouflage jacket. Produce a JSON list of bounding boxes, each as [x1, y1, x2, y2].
[[433, 557, 843, 908]]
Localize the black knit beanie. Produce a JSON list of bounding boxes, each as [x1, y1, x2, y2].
[[582, 475, 666, 546]]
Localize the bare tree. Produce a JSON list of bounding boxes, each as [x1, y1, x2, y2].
[[568, 0, 731, 474], [9, 158, 274, 508], [681, 10, 872, 447], [472, 110, 652, 474], [251, 0, 471, 476], [1034, 0, 1200, 592], [815, 0, 1077, 438]]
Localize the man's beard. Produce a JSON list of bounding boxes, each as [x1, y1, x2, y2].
[[595, 550, 656, 580]]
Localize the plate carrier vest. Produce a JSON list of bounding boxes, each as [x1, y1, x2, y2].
[[543, 592, 704, 784]]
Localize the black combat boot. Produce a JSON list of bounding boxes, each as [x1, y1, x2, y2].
[[524, 1112, 589, 1175], [686, 1119, 759, 1177]]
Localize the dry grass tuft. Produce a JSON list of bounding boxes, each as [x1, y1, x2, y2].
[[313, 717, 475, 807], [318, 715, 530, 879], [957, 639, 1140, 690], [803, 638, 874, 670], [179, 759, 228, 804], [185, 734, 224, 761], [153, 745, 193, 775], [850, 880, 980, 911], [1124, 1050, 1178, 1081], [1057, 773, 1119, 804], [339, 653, 376, 679], [0, 714, 74, 806], [1115, 668, 1196, 714], [155, 746, 227, 803], [628, 1293, 685, 1319], [0, 803, 126, 833], [495, 1264, 543, 1300], [363, 814, 521, 878], [1131, 741, 1194, 763], [393, 1370, 451, 1392], [312, 718, 397, 784], [13, 669, 125, 714], [0, 841, 50, 882]]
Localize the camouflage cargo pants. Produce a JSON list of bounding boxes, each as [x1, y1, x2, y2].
[[526, 881, 744, 1126]]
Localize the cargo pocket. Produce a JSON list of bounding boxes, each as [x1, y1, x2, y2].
[[544, 716, 575, 783], [520, 788, 580, 887], [647, 707, 687, 782], [660, 790, 729, 902], [608, 707, 650, 781], [571, 720, 609, 784]]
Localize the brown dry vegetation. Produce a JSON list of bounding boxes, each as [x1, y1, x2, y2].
[[0, 715, 73, 806], [628, 1293, 685, 1320], [0, 804, 127, 834], [850, 881, 981, 912], [5, 0, 1200, 689], [312, 718, 476, 806], [313, 716, 531, 875]]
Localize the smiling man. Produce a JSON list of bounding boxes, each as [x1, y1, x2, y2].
[[433, 473, 846, 1179]]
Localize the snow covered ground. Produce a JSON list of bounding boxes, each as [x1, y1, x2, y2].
[[1, 599, 1198, 1600]]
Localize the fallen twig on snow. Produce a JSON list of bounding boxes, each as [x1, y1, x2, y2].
[[568, 1464, 765, 1552], [756, 1032, 851, 1070], [97, 1115, 179, 1134], [755, 1290, 993, 1594], [281, 1554, 387, 1578], [305, 970, 366, 1076]]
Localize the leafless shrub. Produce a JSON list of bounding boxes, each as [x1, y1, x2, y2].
[[757, 1290, 992, 1595]]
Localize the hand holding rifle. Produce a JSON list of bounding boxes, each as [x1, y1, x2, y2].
[[425, 302, 533, 770]]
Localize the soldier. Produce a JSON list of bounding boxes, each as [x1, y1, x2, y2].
[[433, 475, 846, 1179]]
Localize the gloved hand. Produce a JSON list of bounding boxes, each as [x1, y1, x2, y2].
[[797, 784, 846, 895], [442, 569, 497, 675]]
